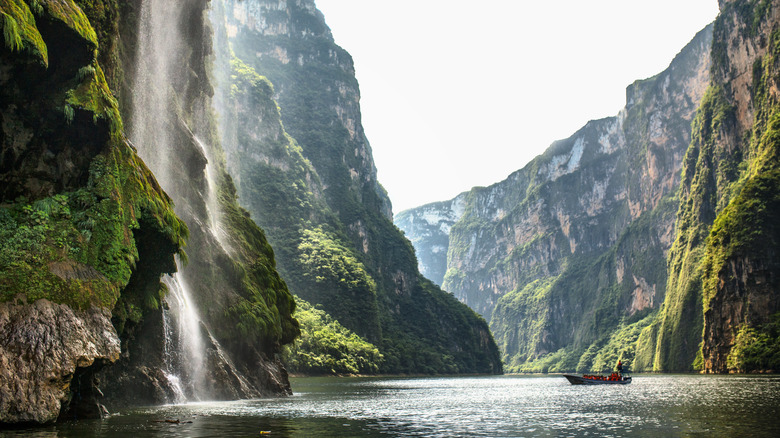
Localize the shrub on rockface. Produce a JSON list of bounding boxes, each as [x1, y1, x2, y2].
[[283, 298, 383, 375], [727, 313, 780, 373]]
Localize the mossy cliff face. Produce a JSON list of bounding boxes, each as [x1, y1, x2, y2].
[[219, 0, 502, 374], [0, 0, 185, 424], [1, 0, 298, 424], [652, 0, 780, 373], [398, 25, 714, 372], [94, 0, 298, 405]]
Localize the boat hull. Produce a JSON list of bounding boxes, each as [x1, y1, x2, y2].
[[563, 374, 631, 385]]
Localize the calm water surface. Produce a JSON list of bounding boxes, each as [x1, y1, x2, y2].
[[3, 375, 779, 437]]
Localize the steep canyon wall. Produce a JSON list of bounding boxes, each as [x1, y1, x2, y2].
[[217, 0, 502, 374], [399, 23, 715, 372], [654, 0, 780, 373], [401, 0, 780, 374]]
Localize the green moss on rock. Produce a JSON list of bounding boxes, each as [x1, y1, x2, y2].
[[0, 0, 186, 315], [0, 0, 47, 64], [40, 0, 97, 49]]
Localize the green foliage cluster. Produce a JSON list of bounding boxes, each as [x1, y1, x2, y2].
[[66, 61, 122, 139], [0, 142, 188, 312], [726, 313, 780, 372], [41, 0, 97, 48], [0, 0, 47, 64], [230, 56, 276, 108], [0, 0, 186, 321], [0, 195, 112, 308], [578, 314, 656, 373], [293, 227, 380, 339], [283, 298, 383, 375], [492, 277, 555, 371], [298, 227, 376, 295], [217, 178, 299, 347]]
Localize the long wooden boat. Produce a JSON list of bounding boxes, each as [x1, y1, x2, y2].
[[563, 373, 631, 385]]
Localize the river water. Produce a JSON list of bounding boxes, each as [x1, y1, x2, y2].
[[3, 375, 779, 437]]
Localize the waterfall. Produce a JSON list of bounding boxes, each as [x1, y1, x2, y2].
[[129, 0, 215, 403], [130, 0, 185, 189], [161, 268, 207, 402]]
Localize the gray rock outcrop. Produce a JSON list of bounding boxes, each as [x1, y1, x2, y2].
[[0, 298, 119, 424]]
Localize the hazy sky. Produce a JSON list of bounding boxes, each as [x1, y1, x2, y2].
[[315, 0, 720, 213]]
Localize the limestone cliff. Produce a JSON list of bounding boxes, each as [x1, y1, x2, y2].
[[398, 24, 713, 372], [652, 0, 780, 373], [218, 0, 502, 374], [395, 195, 467, 287]]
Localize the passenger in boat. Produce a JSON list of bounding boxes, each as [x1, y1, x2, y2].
[[617, 360, 623, 375]]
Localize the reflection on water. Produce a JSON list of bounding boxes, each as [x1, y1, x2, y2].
[[2, 375, 779, 437]]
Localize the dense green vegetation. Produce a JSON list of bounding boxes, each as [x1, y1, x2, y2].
[[654, 0, 780, 373], [727, 313, 780, 372], [214, 175, 301, 348], [0, 0, 47, 64], [283, 298, 383, 375], [0, 147, 186, 311], [296, 227, 380, 339], [0, 0, 186, 322]]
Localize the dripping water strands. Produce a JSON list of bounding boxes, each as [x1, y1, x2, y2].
[[193, 135, 233, 255], [161, 305, 187, 404], [161, 264, 208, 403], [129, 0, 262, 403]]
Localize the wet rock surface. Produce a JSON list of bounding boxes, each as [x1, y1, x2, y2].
[[0, 298, 119, 424]]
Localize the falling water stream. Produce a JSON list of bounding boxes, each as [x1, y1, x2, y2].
[[192, 134, 232, 254], [161, 271, 207, 402], [129, 0, 219, 403]]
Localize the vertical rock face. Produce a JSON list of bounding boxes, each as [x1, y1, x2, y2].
[[226, 0, 391, 219], [394, 195, 467, 286], [398, 24, 713, 371], [660, 0, 780, 373], [219, 0, 502, 374]]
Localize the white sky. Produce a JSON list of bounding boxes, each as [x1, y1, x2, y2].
[[315, 0, 720, 213]]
